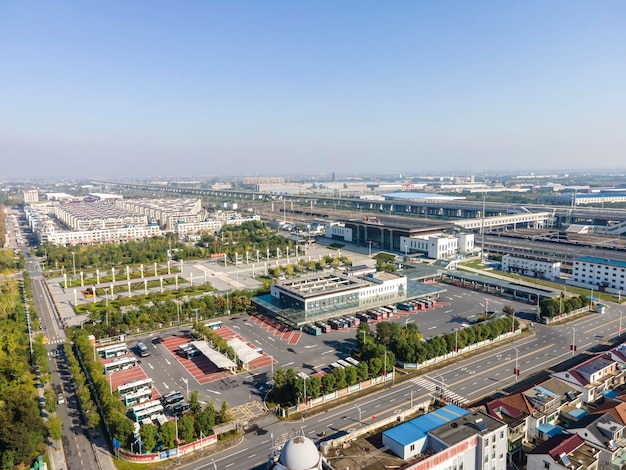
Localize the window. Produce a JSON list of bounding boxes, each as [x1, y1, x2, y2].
[[500, 431, 505, 439], [484, 456, 488, 463], [410, 444, 415, 451]]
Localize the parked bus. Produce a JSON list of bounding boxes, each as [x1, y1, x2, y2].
[[117, 378, 154, 397], [104, 356, 138, 374], [386, 305, 398, 314], [345, 357, 360, 366], [204, 320, 223, 330], [96, 343, 128, 359], [162, 391, 184, 407], [123, 388, 153, 407], [132, 400, 164, 422], [136, 342, 150, 357]]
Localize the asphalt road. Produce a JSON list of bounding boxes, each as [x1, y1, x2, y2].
[[25, 250, 100, 470], [181, 301, 626, 470]]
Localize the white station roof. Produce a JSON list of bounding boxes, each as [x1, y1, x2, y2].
[[190, 341, 236, 370]]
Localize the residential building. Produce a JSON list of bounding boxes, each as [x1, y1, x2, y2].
[[382, 406, 508, 470], [551, 354, 625, 404], [23, 189, 39, 203], [526, 433, 600, 470]]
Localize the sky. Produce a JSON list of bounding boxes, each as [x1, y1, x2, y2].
[[1, 1, 625, 180]]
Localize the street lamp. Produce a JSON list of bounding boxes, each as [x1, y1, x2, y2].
[[72, 252, 76, 277], [355, 404, 362, 427], [180, 377, 189, 399], [439, 375, 445, 402], [570, 327, 577, 357], [211, 458, 217, 470], [512, 346, 520, 382]]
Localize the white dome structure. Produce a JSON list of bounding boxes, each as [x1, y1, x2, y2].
[[273, 435, 323, 470]]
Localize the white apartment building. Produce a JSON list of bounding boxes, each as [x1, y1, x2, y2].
[[175, 220, 223, 238], [23, 189, 39, 203], [501, 255, 561, 281], [115, 198, 204, 229], [40, 224, 162, 246], [572, 256, 626, 292], [400, 233, 475, 259]]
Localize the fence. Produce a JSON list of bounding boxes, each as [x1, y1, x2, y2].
[[281, 373, 393, 417], [117, 433, 218, 463], [541, 306, 590, 324]]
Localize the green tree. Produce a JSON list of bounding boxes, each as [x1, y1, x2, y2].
[[109, 411, 134, 444], [356, 361, 369, 381], [178, 415, 196, 442], [218, 401, 231, 423], [195, 403, 216, 436], [158, 421, 177, 449], [189, 390, 202, 416], [345, 365, 358, 386], [47, 417, 63, 443], [321, 373, 336, 393], [140, 423, 158, 454]]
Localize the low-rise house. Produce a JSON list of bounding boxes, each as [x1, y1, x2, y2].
[[526, 433, 600, 470], [551, 354, 625, 404]]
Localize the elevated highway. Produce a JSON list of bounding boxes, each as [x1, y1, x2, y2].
[[96, 181, 626, 227]]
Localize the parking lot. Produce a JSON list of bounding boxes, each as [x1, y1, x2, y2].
[[93, 276, 536, 419]]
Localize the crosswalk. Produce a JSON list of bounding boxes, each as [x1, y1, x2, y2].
[[410, 375, 469, 406]]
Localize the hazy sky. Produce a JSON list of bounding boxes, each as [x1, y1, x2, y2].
[[1, 1, 625, 179]]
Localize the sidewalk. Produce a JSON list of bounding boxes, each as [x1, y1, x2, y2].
[[89, 429, 118, 470], [47, 441, 67, 470]]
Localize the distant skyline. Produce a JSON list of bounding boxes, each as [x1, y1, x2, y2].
[[1, 1, 625, 179]]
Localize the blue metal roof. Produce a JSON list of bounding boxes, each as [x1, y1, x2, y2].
[[533, 385, 556, 398], [383, 405, 469, 447], [569, 408, 588, 418], [576, 256, 626, 269], [537, 423, 563, 437], [602, 390, 618, 399]]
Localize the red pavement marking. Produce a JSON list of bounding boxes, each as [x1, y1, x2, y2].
[[281, 330, 294, 341], [162, 335, 232, 385], [287, 332, 301, 345]]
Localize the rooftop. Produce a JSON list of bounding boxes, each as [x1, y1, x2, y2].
[[383, 404, 469, 447], [429, 410, 506, 447]]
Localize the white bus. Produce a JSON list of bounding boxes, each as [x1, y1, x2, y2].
[[117, 378, 154, 397], [96, 343, 128, 359], [123, 388, 153, 407], [344, 357, 360, 366], [131, 400, 164, 422], [104, 356, 138, 374], [204, 320, 223, 330]]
